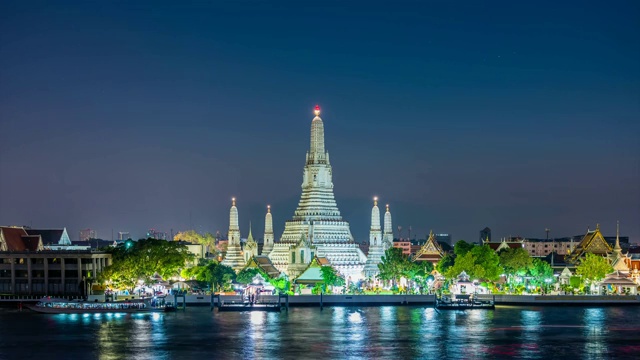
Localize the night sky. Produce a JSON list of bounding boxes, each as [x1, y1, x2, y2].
[[1, 1, 638, 244]]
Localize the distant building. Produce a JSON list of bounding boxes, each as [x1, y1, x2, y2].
[[79, 229, 97, 241], [435, 233, 452, 246], [147, 229, 167, 240], [480, 227, 491, 244], [393, 240, 411, 255], [118, 232, 130, 241]]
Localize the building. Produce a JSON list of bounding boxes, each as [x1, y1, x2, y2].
[[221, 198, 245, 272], [243, 224, 259, 263], [79, 228, 97, 241], [393, 240, 411, 255], [0, 250, 111, 295], [566, 224, 612, 264], [435, 233, 452, 246], [412, 230, 445, 266], [147, 229, 167, 240], [0, 226, 43, 252], [118, 232, 130, 241], [480, 227, 491, 244], [267, 106, 367, 279], [26, 228, 72, 246]]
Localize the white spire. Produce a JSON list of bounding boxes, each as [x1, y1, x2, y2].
[[262, 205, 274, 256], [383, 204, 393, 248], [229, 197, 239, 232], [221, 197, 245, 272], [310, 105, 325, 157], [371, 197, 381, 231]]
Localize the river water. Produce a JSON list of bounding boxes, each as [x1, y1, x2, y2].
[[1, 305, 639, 359]]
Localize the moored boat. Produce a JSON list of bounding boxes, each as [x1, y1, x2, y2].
[[27, 297, 152, 314], [435, 294, 495, 310]]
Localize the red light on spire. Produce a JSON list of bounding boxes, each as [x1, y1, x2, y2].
[[314, 104, 321, 116], [315, 105, 320, 111]]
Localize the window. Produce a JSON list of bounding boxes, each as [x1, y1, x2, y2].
[[301, 250, 305, 262], [291, 252, 296, 264]]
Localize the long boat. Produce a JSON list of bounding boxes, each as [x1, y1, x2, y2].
[[27, 297, 153, 314], [435, 295, 495, 310]]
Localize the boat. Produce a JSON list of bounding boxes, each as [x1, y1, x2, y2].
[[27, 297, 153, 314], [435, 294, 495, 310]]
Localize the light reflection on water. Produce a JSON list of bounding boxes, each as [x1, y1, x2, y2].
[[2, 306, 640, 359]]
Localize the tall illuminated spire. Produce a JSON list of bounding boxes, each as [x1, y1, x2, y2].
[[268, 105, 367, 279], [383, 204, 393, 249], [364, 196, 384, 278], [262, 205, 274, 256], [309, 105, 325, 158], [221, 197, 245, 271]]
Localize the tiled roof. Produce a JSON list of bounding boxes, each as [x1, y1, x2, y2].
[[21, 235, 43, 251], [26, 229, 64, 244], [1, 227, 30, 251]]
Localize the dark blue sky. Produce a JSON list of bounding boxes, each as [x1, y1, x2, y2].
[[1, 1, 638, 243]]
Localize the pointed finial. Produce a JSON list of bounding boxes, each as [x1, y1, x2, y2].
[[267, 205, 271, 213], [314, 104, 321, 116], [386, 204, 390, 211], [596, 223, 600, 230], [232, 197, 236, 206], [373, 196, 378, 206]]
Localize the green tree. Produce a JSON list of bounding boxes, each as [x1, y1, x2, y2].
[[499, 247, 532, 276], [444, 245, 502, 282], [453, 240, 475, 257], [321, 266, 345, 288], [236, 267, 270, 284], [436, 254, 454, 275], [174, 230, 216, 250], [100, 238, 195, 291], [377, 248, 414, 284], [576, 253, 613, 284], [527, 258, 554, 284]]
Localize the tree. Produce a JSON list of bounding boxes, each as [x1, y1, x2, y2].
[[469, 245, 502, 281], [576, 253, 613, 284], [444, 245, 502, 282], [436, 254, 454, 275], [174, 230, 216, 250], [236, 267, 269, 284], [321, 266, 345, 288], [100, 238, 195, 291], [453, 240, 475, 257], [527, 258, 553, 284], [499, 247, 532, 276], [377, 248, 413, 284]]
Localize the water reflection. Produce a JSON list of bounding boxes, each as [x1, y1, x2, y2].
[[583, 308, 608, 358], [2, 306, 640, 359]]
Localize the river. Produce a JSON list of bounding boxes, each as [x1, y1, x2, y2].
[[1, 306, 639, 359]]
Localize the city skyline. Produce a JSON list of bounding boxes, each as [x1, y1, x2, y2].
[[1, 2, 638, 244]]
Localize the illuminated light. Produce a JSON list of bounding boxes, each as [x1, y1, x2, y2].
[[314, 105, 321, 116]]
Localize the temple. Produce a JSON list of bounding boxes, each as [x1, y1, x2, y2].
[[268, 105, 367, 279], [413, 230, 445, 266], [567, 224, 612, 264], [261, 205, 274, 256], [243, 223, 258, 263], [364, 197, 384, 278], [221, 198, 246, 272]]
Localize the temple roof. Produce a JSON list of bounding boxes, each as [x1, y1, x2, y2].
[[295, 256, 331, 284], [599, 271, 636, 286], [567, 225, 612, 264], [413, 230, 444, 262], [243, 255, 280, 278], [1, 226, 44, 252]]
